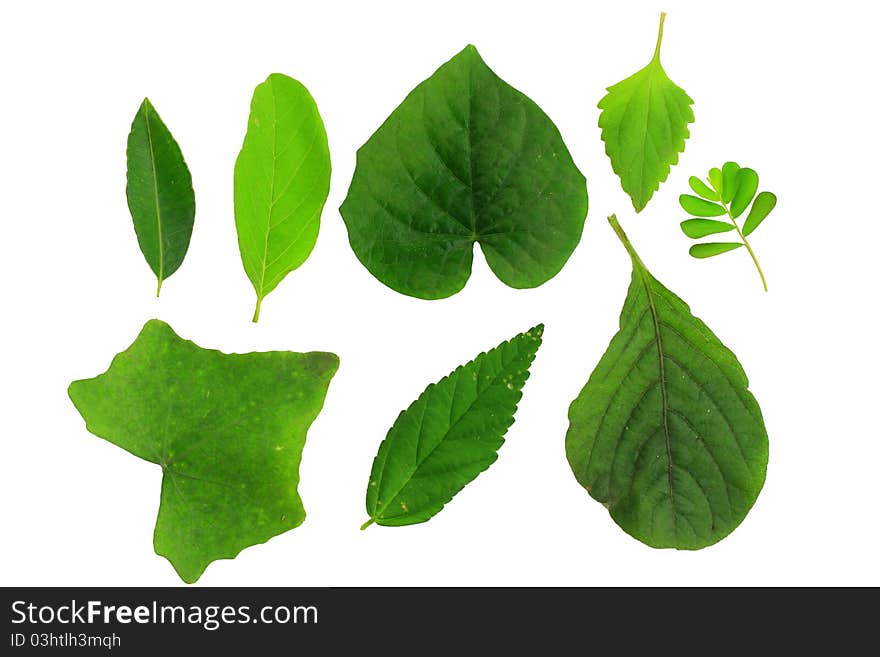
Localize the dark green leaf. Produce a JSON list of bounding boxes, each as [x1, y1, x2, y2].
[[68, 320, 339, 582], [679, 194, 726, 217], [680, 219, 734, 239], [340, 46, 587, 300], [234, 73, 331, 322], [566, 216, 768, 549], [742, 191, 777, 236], [125, 98, 195, 296], [730, 168, 758, 218], [363, 325, 543, 528], [721, 161, 741, 204], [689, 242, 743, 258], [688, 176, 719, 201], [598, 13, 694, 212]]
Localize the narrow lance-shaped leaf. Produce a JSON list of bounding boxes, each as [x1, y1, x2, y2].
[[340, 45, 588, 300], [688, 176, 719, 201], [689, 242, 743, 258], [598, 13, 694, 212], [68, 320, 339, 582], [234, 73, 331, 322], [125, 98, 195, 296], [566, 216, 768, 549], [680, 219, 734, 239], [363, 325, 544, 528], [720, 161, 741, 204], [680, 195, 726, 217]]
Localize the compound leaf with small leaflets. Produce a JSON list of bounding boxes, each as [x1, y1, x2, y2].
[[679, 162, 778, 291], [125, 98, 196, 296], [234, 73, 331, 322], [566, 216, 768, 549], [598, 13, 694, 212], [340, 45, 588, 300], [363, 325, 544, 528], [68, 320, 339, 583]]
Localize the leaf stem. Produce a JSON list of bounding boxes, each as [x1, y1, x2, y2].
[[156, 277, 163, 297], [721, 203, 768, 292], [653, 12, 667, 61], [608, 214, 646, 273], [360, 518, 375, 531], [252, 296, 262, 323]]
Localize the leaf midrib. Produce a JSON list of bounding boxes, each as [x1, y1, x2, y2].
[[143, 104, 164, 288]]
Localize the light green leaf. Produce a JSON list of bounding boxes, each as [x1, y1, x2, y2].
[[708, 167, 723, 195], [363, 325, 544, 528], [234, 73, 331, 322], [340, 46, 587, 300], [730, 168, 758, 218], [679, 194, 726, 217], [680, 218, 734, 239], [68, 320, 339, 582], [688, 176, 719, 201], [566, 216, 768, 549], [125, 98, 195, 296], [742, 191, 777, 236], [720, 161, 741, 204], [598, 13, 694, 212], [689, 242, 744, 258]]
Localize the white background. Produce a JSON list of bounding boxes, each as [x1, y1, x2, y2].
[[2, 0, 878, 586]]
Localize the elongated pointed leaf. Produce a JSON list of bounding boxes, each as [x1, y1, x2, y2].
[[742, 191, 777, 236], [566, 217, 768, 549], [679, 194, 726, 217], [598, 13, 694, 212], [125, 98, 195, 296], [234, 73, 331, 322], [721, 161, 741, 204], [363, 325, 543, 527], [340, 46, 587, 300], [680, 218, 734, 239], [688, 176, 719, 201], [730, 168, 758, 218], [68, 320, 339, 582], [689, 242, 743, 258]]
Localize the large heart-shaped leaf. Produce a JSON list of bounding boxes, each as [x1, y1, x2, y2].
[[566, 216, 768, 549], [340, 46, 588, 299], [68, 320, 339, 582]]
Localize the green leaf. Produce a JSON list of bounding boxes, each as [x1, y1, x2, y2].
[[689, 242, 743, 258], [339, 46, 587, 300], [125, 98, 195, 296], [680, 219, 734, 239], [67, 320, 339, 582], [688, 176, 719, 201], [598, 13, 694, 212], [720, 161, 741, 204], [679, 194, 726, 217], [730, 168, 758, 218], [234, 73, 331, 322], [363, 325, 544, 528], [742, 191, 777, 236], [566, 216, 768, 549], [708, 167, 723, 195]]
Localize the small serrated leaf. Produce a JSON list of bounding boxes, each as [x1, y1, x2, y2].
[[680, 218, 735, 239], [742, 191, 777, 236], [688, 176, 719, 201], [679, 194, 726, 217], [721, 162, 741, 204], [689, 242, 743, 258], [730, 168, 758, 218]]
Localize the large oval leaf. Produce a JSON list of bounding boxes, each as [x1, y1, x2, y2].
[[363, 325, 543, 527], [566, 216, 768, 549], [234, 73, 331, 321], [730, 167, 758, 218], [125, 98, 195, 296], [340, 46, 588, 300], [598, 13, 694, 212]]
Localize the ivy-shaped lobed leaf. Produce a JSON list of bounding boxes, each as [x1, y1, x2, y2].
[[363, 325, 544, 527], [566, 216, 768, 550], [679, 161, 777, 290], [68, 320, 339, 582], [234, 73, 331, 322], [598, 13, 694, 212], [340, 45, 588, 300], [125, 98, 196, 296]]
